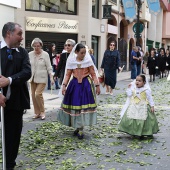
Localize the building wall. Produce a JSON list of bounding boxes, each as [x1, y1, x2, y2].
[[15, 0, 108, 68], [147, 9, 163, 49], [0, 5, 15, 40], [162, 12, 170, 38], [155, 10, 163, 46], [0, 0, 21, 40], [0, 0, 20, 8]]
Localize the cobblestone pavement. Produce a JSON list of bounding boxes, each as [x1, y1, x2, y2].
[[1, 71, 170, 170]]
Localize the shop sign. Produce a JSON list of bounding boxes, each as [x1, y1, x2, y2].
[[26, 17, 79, 33]]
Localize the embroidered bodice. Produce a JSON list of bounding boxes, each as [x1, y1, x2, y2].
[[63, 65, 99, 86], [126, 87, 154, 106]]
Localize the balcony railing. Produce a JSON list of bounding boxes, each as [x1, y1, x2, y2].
[[109, 0, 117, 4]]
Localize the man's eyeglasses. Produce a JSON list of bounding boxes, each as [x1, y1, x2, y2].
[[7, 48, 13, 61], [64, 44, 71, 47]]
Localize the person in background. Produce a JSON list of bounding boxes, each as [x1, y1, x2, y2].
[[101, 41, 122, 95], [57, 43, 100, 139], [89, 48, 96, 65], [157, 48, 166, 79], [0, 22, 31, 169], [140, 48, 145, 74], [165, 49, 170, 77], [62, 43, 67, 53], [54, 39, 76, 85], [130, 46, 138, 80], [29, 38, 54, 120], [53, 53, 61, 89], [136, 47, 142, 76], [47, 43, 60, 90], [143, 51, 149, 74], [154, 48, 160, 76], [147, 49, 156, 82]]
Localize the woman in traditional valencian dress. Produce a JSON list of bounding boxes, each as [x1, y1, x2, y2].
[[57, 43, 100, 139], [118, 75, 159, 138]]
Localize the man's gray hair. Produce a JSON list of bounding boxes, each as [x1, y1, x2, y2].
[[2, 22, 21, 38], [65, 39, 76, 47], [31, 38, 43, 47]]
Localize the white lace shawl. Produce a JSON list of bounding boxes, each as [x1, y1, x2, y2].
[[119, 78, 153, 122], [58, 43, 99, 98]]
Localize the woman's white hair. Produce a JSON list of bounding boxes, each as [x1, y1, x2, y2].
[[65, 39, 76, 47], [31, 38, 43, 47]]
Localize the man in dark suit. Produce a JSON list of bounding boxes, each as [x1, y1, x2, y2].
[[54, 39, 75, 85], [0, 22, 31, 169]]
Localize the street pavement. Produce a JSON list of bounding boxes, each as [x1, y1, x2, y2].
[[1, 71, 170, 170]]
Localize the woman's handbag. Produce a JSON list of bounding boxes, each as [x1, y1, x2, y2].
[[98, 70, 104, 83], [98, 70, 105, 87]]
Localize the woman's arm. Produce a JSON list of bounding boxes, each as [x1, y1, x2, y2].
[[89, 66, 99, 86], [89, 66, 100, 95], [54, 54, 63, 77], [45, 53, 54, 84], [146, 89, 154, 112], [62, 69, 73, 95], [126, 87, 133, 97]]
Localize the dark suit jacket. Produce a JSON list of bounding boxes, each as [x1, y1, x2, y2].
[[157, 54, 166, 71], [54, 52, 70, 85], [1, 46, 31, 110]]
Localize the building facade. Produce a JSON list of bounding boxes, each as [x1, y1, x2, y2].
[[107, 0, 151, 70], [2, 0, 169, 70], [15, 0, 109, 68], [147, 0, 170, 51], [162, 1, 170, 49], [0, 0, 21, 41]]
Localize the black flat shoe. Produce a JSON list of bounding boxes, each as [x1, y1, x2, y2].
[[77, 131, 84, 139]]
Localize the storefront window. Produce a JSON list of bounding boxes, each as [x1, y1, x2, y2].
[[91, 36, 98, 67], [26, 0, 77, 14], [92, 0, 99, 19]]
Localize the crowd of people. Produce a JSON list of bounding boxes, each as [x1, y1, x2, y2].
[[130, 46, 170, 82], [0, 21, 163, 169]]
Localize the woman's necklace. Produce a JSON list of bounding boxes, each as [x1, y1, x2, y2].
[[77, 63, 81, 68], [76, 57, 84, 68]]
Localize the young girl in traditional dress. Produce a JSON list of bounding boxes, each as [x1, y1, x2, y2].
[[118, 75, 159, 138], [57, 43, 100, 139]]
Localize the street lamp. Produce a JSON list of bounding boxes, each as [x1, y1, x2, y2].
[[136, 0, 144, 46]]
